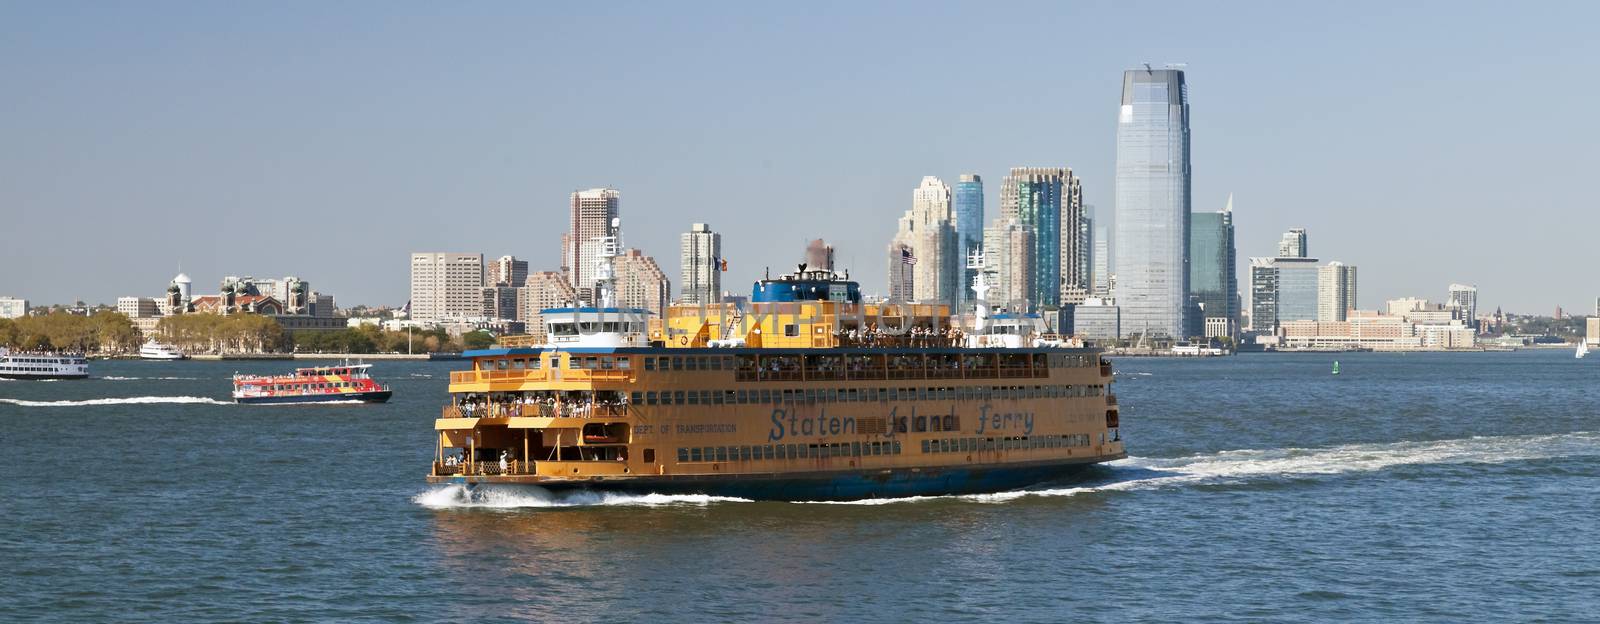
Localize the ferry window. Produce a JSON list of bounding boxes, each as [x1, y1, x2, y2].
[[784, 324, 799, 337], [893, 441, 902, 454], [686, 357, 699, 371], [724, 390, 736, 404], [646, 392, 657, 405], [630, 392, 642, 404], [678, 448, 688, 462], [708, 357, 721, 371], [921, 440, 931, 453], [644, 449, 655, 463], [644, 358, 655, 371], [763, 445, 776, 460], [617, 357, 630, 370], [658, 356, 670, 370], [674, 391, 686, 404], [803, 389, 816, 403], [600, 357, 615, 370], [739, 446, 752, 461], [687, 392, 699, 405], [737, 390, 748, 404], [851, 442, 861, 456], [690, 448, 703, 462], [715, 447, 728, 462], [712, 391, 724, 405], [672, 357, 684, 371], [797, 444, 809, 458], [760, 390, 772, 403]]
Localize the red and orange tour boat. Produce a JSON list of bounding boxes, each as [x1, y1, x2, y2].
[[232, 362, 393, 405]]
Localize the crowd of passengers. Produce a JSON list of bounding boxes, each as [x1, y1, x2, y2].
[[833, 324, 968, 348], [452, 390, 629, 418]]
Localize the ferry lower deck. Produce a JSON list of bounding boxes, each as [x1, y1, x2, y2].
[[429, 346, 1124, 500]]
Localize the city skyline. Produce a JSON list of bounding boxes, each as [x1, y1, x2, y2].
[[3, 3, 1597, 313]]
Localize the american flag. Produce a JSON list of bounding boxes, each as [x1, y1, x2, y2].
[[900, 247, 918, 265]]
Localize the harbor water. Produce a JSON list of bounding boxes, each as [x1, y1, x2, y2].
[[2, 351, 1598, 622]]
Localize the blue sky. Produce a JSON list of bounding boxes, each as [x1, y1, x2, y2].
[[2, 1, 1595, 314]]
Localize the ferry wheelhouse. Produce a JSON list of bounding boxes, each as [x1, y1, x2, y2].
[[429, 266, 1124, 501], [232, 363, 392, 404], [0, 348, 89, 380]]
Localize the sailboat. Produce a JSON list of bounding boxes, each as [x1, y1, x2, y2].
[[1577, 342, 1589, 359], [1332, 360, 1341, 375]]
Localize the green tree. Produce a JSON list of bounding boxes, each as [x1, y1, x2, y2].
[[462, 330, 496, 350]]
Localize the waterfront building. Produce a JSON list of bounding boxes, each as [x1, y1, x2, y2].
[[613, 249, 671, 317], [1448, 284, 1478, 324], [1249, 258, 1278, 332], [680, 223, 722, 305], [804, 239, 836, 272], [481, 286, 520, 321], [1075, 299, 1122, 341], [410, 253, 486, 322], [116, 297, 160, 319], [954, 174, 984, 306], [1278, 228, 1308, 258], [1189, 197, 1238, 336], [1275, 257, 1322, 323], [982, 218, 1035, 311], [1001, 167, 1086, 307], [1317, 262, 1358, 322], [1114, 67, 1190, 338], [0, 296, 28, 319], [492, 256, 529, 288], [1278, 310, 1476, 351], [886, 241, 916, 301], [562, 187, 622, 302]]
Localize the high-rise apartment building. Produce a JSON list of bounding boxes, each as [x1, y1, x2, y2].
[[481, 286, 520, 320], [1081, 208, 1096, 298], [1249, 258, 1278, 332], [1275, 257, 1322, 323], [613, 249, 671, 317], [116, 296, 160, 318], [804, 239, 835, 272], [680, 223, 721, 305], [1000, 167, 1085, 308], [1092, 224, 1111, 298], [1278, 228, 1308, 258], [518, 271, 577, 341], [982, 219, 1035, 311], [1190, 199, 1238, 335], [1317, 262, 1357, 322], [954, 174, 984, 304], [886, 241, 916, 301], [409, 253, 486, 322], [891, 176, 960, 304], [561, 187, 622, 302], [1448, 283, 1478, 322], [1114, 68, 1190, 338], [492, 256, 529, 288]]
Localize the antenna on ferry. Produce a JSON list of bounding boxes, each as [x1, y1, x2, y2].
[[968, 247, 994, 335], [592, 217, 621, 308]]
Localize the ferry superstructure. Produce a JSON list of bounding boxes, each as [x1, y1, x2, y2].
[[0, 348, 89, 380], [428, 234, 1123, 500], [139, 341, 188, 360]]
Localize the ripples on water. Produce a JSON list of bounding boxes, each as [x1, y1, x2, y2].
[[2, 352, 1599, 622]]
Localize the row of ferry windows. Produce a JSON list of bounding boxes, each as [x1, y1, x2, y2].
[[476, 353, 1095, 373], [921, 434, 1092, 454], [0, 364, 77, 372], [2, 358, 84, 365], [268, 382, 358, 391], [631, 384, 1105, 406], [678, 440, 904, 463], [644, 354, 1096, 371]]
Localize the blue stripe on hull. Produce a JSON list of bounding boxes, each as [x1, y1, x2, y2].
[[235, 390, 392, 405], [447, 461, 1107, 502]]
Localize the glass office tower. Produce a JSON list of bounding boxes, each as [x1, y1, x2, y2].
[[954, 174, 984, 306], [1114, 67, 1190, 339], [1189, 205, 1237, 334]]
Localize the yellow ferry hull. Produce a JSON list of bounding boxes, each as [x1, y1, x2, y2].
[[427, 453, 1124, 501]]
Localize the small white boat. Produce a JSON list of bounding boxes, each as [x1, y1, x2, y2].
[[1577, 342, 1589, 359], [139, 341, 189, 361]]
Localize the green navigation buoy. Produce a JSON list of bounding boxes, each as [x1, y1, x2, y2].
[[1332, 360, 1341, 375]]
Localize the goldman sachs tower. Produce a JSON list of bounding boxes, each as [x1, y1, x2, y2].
[[1113, 66, 1191, 339]]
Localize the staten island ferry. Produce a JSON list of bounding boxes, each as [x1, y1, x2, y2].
[[428, 233, 1122, 500], [232, 362, 392, 404]]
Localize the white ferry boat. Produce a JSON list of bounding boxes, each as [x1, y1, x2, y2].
[[0, 348, 90, 380], [139, 341, 188, 360]]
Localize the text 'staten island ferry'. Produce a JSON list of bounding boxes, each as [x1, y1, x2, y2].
[[428, 221, 1123, 501], [232, 362, 392, 404]]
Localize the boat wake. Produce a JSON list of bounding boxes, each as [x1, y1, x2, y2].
[[414, 484, 751, 509], [0, 395, 233, 407], [99, 376, 203, 381], [811, 430, 1600, 505]]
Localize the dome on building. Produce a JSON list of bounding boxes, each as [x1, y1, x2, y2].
[[173, 273, 192, 285]]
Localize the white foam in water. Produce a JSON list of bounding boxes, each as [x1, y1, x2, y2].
[[99, 376, 203, 381], [0, 396, 233, 407], [413, 484, 752, 509]]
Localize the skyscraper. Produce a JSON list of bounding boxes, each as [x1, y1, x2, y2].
[[1278, 228, 1308, 258], [1000, 167, 1085, 308], [409, 252, 486, 322], [891, 176, 960, 303], [982, 218, 1035, 311], [954, 174, 984, 304], [1448, 283, 1478, 322], [1081, 206, 1096, 299], [1190, 197, 1238, 335], [562, 187, 621, 302], [492, 255, 529, 287], [1275, 257, 1322, 323], [1092, 224, 1111, 298], [1317, 262, 1357, 322], [1249, 258, 1278, 332], [1114, 67, 1190, 338], [886, 241, 915, 301], [680, 223, 721, 305]]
